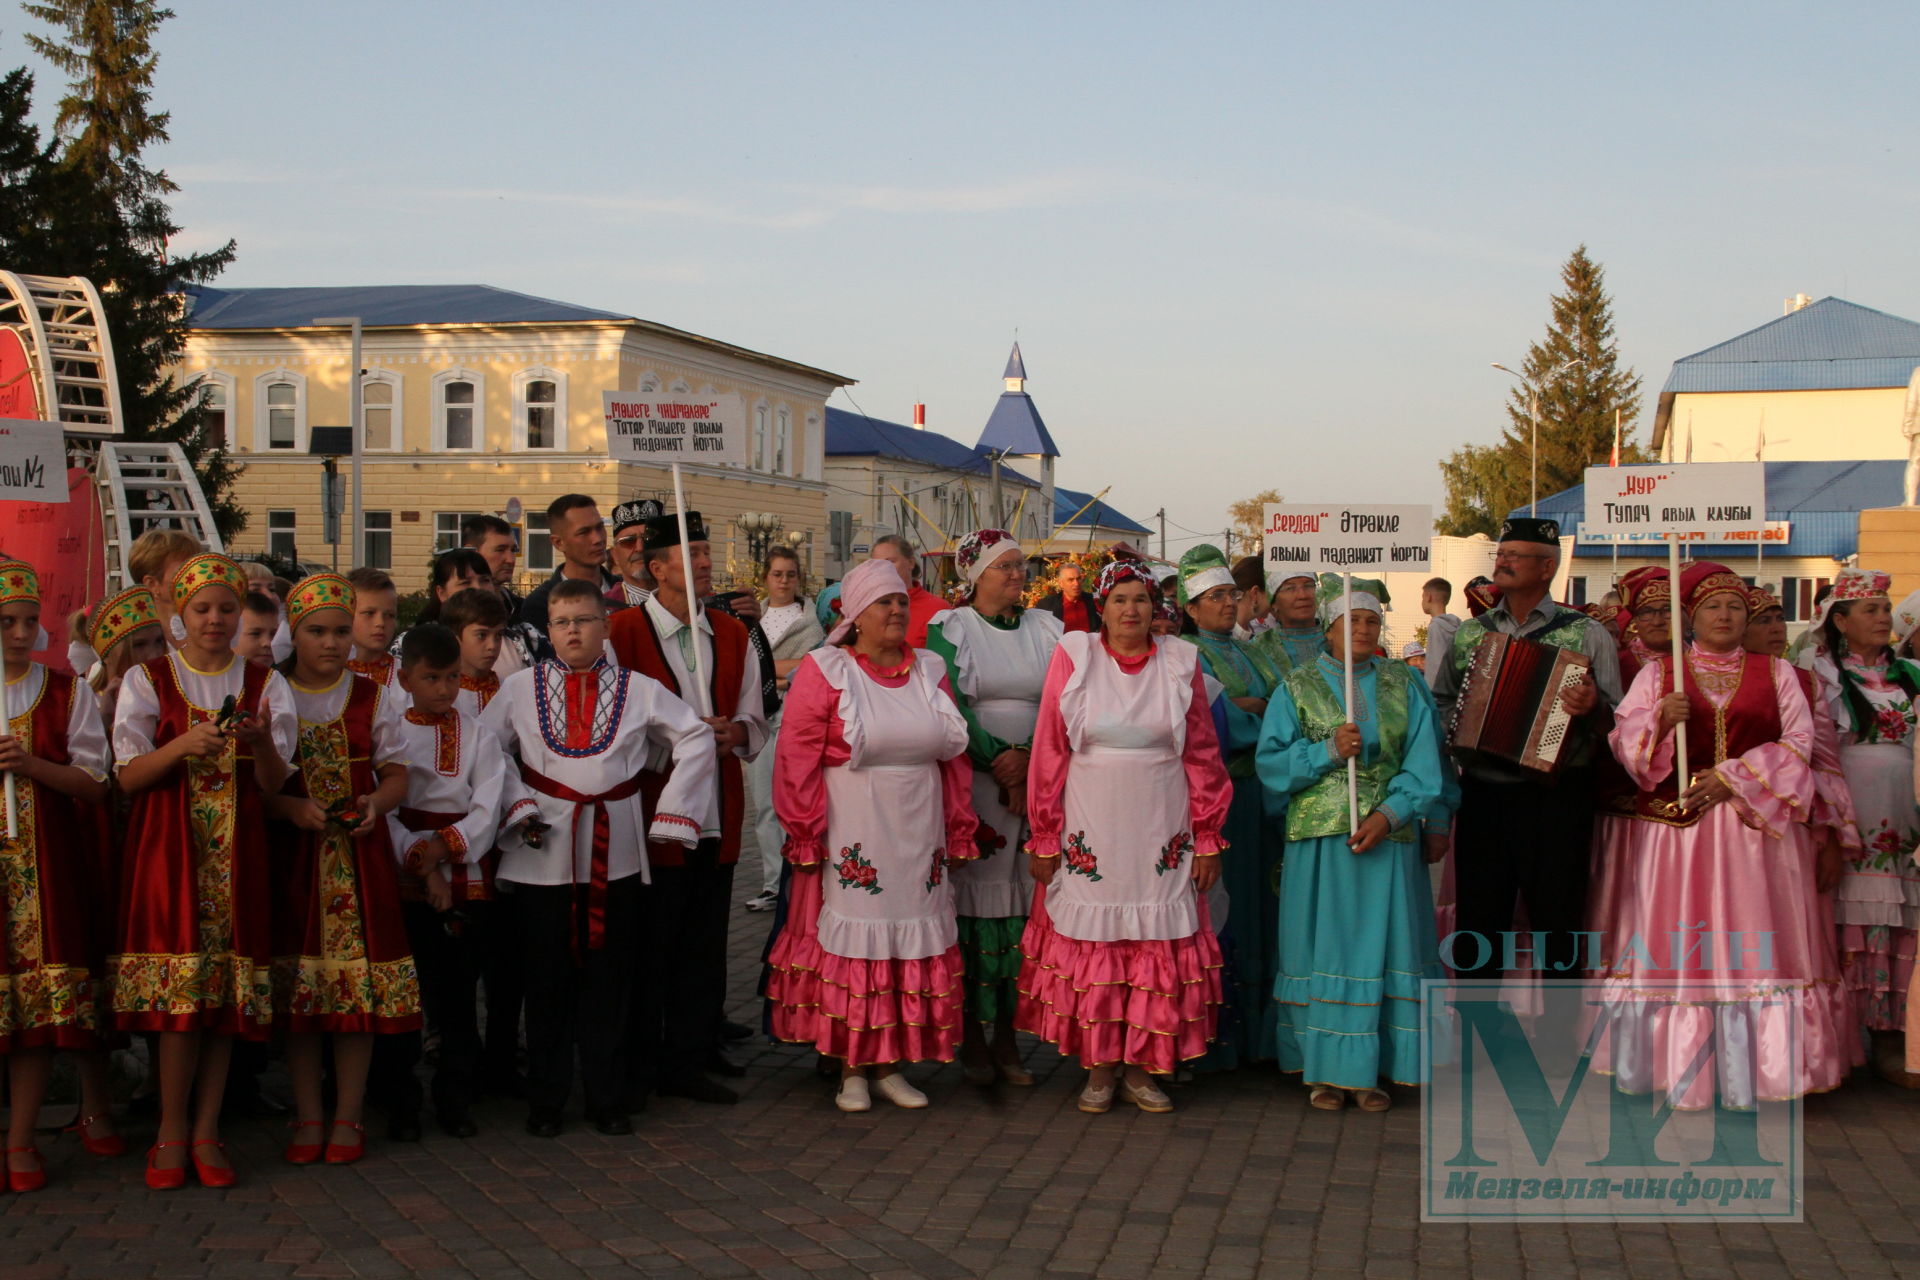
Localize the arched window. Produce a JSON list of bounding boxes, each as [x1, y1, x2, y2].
[[512, 368, 568, 451], [252, 368, 306, 452], [774, 406, 791, 475], [195, 370, 236, 450], [432, 368, 486, 452], [753, 401, 769, 471], [361, 370, 402, 451]]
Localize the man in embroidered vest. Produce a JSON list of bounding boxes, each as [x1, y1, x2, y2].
[[610, 512, 768, 1107], [1429, 517, 1622, 983]]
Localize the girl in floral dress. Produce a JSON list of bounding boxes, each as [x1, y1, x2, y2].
[[1800, 568, 1920, 1084], [113, 553, 297, 1189], [269, 574, 419, 1163]]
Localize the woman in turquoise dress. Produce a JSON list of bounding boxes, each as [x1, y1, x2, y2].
[[1178, 545, 1284, 1064], [1255, 576, 1453, 1112]]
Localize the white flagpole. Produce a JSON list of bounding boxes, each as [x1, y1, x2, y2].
[[1611, 408, 1621, 590], [1669, 536, 1688, 795], [1344, 571, 1359, 832], [670, 462, 714, 718]]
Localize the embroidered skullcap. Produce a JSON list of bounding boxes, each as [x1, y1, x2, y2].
[[611, 498, 664, 535], [171, 553, 247, 610], [1678, 561, 1748, 615], [1497, 516, 1560, 548], [1617, 566, 1671, 619], [1095, 559, 1158, 605], [88, 586, 160, 658], [0, 559, 38, 606], [1463, 576, 1500, 618], [1891, 588, 1920, 649], [1316, 572, 1387, 628], [1831, 567, 1891, 604], [1176, 544, 1235, 607], [826, 558, 909, 645], [288, 573, 355, 628], [640, 511, 708, 553], [956, 529, 1021, 585]]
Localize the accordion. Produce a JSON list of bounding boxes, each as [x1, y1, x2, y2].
[[1448, 633, 1592, 776]]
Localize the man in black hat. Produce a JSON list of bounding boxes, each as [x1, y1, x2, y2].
[[608, 499, 664, 610], [1429, 517, 1623, 983], [608, 512, 767, 1107]]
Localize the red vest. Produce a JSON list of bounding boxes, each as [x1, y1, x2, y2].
[[1632, 652, 1782, 828], [609, 603, 748, 867]]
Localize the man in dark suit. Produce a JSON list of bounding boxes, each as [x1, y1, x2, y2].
[[1033, 561, 1099, 633]]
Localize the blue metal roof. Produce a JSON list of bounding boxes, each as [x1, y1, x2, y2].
[[1659, 297, 1920, 394], [977, 393, 1059, 458], [824, 407, 1037, 485], [1055, 486, 1150, 535], [1003, 342, 1027, 381], [185, 284, 628, 329], [1516, 459, 1901, 561]]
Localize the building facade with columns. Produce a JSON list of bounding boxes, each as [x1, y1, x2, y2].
[[177, 285, 852, 591]]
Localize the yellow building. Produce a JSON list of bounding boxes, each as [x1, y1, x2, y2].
[[178, 285, 853, 591]]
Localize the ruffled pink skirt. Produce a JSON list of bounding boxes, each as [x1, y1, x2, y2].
[[765, 867, 963, 1067], [1013, 885, 1222, 1074]]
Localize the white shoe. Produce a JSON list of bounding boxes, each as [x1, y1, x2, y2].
[[835, 1077, 871, 1112], [743, 891, 778, 913], [873, 1072, 929, 1109]]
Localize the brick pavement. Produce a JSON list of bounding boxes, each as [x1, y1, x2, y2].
[[8, 903, 1920, 1279]]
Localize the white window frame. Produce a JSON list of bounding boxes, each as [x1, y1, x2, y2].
[[434, 510, 490, 554], [360, 369, 403, 453], [524, 525, 555, 572], [636, 371, 660, 393], [431, 367, 487, 452], [267, 509, 297, 560], [511, 367, 568, 452], [195, 370, 237, 450], [667, 377, 690, 394], [252, 368, 307, 453], [804, 412, 822, 481], [774, 406, 791, 476], [363, 510, 393, 569], [752, 400, 769, 471]]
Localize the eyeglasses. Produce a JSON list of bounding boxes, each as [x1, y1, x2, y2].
[[548, 615, 603, 631], [613, 533, 644, 549], [1197, 588, 1245, 605]]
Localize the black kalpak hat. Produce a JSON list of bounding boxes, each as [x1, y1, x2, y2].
[[1497, 517, 1560, 547], [641, 511, 708, 552], [611, 498, 664, 534]]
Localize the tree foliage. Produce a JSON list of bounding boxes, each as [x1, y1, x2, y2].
[[1226, 487, 1283, 559], [5, 2, 242, 536], [1436, 246, 1644, 537]]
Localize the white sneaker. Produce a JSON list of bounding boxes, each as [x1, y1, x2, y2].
[[835, 1076, 871, 1112], [873, 1072, 929, 1109], [743, 891, 778, 913]]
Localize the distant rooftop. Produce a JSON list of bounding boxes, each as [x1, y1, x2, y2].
[[1652, 297, 1920, 449], [1055, 485, 1150, 535], [824, 407, 1036, 485]]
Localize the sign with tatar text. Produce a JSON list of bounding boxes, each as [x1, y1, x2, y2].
[[1581, 462, 1766, 541], [603, 392, 745, 468], [1262, 503, 1433, 573]]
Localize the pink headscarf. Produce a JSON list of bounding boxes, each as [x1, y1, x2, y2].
[[827, 559, 911, 645]]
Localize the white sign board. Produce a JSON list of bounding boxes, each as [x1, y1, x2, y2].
[[0, 419, 67, 503], [1262, 503, 1433, 574], [603, 392, 745, 467], [1581, 462, 1766, 541]]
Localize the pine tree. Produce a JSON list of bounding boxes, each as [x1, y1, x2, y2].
[[1435, 246, 1644, 537], [18, 1, 243, 536]]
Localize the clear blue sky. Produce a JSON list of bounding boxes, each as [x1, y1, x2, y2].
[[4, 2, 1916, 555]]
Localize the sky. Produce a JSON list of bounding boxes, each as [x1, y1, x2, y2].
[[3, 1, 1917, 557]]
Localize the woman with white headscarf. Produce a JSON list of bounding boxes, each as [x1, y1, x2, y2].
[[764, 560, 976, 1112], [1255, 575, 1452, 1112], [924, 529, 1062, 1085]]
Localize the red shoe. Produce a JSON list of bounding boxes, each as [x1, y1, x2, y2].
[[323, 1121, 365, 1166], [6, 1146, 45, 1193], [190, 1140, 236, 1188], [144, 1141, 189, 1191], [284, 1119, 325, 1165], [65, 1113, 126, 1158]]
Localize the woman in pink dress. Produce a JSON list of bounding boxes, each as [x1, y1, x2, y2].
[[1603, 561, 1855, 1109], [765, 560, 976, 1113], [1015, 561, 1232, 1115]]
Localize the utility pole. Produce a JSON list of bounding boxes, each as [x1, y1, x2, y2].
[[989, 450, 1004, 528], [1155, 508, 1166, 561], [1224, 526, 1233, 557]]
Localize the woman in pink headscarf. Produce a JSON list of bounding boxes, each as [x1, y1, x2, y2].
[[764, 560, 976, 1113]]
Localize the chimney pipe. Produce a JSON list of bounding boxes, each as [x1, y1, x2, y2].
[[913, 402, 926, 430]]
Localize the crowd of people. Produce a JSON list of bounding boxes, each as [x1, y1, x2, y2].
[[0, 495, 1914, 1191]]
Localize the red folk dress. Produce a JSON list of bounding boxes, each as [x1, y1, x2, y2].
[[110, 654, 298, 1037], [273, 673, 421, 1033], [0, 665, 111, 1051]]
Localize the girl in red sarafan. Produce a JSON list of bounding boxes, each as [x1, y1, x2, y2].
[[111, 553, 298, 1189], [0, 561, 114, 1193], [268, 574, 419, 1167]]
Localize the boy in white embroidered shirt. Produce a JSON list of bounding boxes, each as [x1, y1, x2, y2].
[[480, 579, 716, 1137]]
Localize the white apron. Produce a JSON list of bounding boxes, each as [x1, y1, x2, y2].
[[814, 647, 970, 962], [938, 608, 1062, 919], [1048, 635, 1204, 943]]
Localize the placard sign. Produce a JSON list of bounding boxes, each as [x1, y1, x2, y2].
[[0, 419, 68, 503], [1581, 462, 1766, 540], [1262, 503, 1433, 573], [603, 392, 745, 467]]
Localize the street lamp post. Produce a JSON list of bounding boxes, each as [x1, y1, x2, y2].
[[1491, 357, 1585, 515], [315, 316, 364, 564]]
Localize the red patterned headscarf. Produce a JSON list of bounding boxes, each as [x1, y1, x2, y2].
[[1094, 560, 1158, 605]]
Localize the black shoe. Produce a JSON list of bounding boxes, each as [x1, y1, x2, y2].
[[656, 1074, 739, 1106], [387, 1110, 423, 1143], [525, 1108, 563, 1138], [436, 1108, 478, 1139], [717, 1019, 753, 1042], [703, 1051, 746, 1078], [588, 1111, 633, 1136]]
